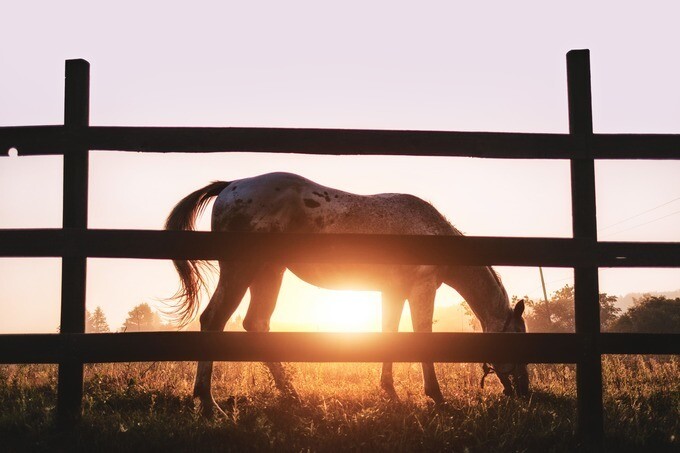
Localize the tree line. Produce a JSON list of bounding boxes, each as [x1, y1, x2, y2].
[[86, 285, 679, 334], [85, 303, 169, 333], [84, 303, 244, 333], [520, 285, 679, 333], [459, 284, 678, 333]]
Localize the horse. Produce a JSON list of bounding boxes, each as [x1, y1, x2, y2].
[[165, 172, 529, 416]]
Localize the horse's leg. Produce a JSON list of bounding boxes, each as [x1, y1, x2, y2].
[[194, 264, 253, 417], [408, 282, 444, 404], [380, 291, 405, 399], [242, 265, 298, 398]]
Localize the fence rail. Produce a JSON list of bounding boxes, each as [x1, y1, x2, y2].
[[1, 50, 679, 448], [1, 332, 678, 365], [3, 125, 680, 159], [1, 229, 680, 267]]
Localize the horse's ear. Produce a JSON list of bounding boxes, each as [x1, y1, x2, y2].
[[513, 299, 525, 318]]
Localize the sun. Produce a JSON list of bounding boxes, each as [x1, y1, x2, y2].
[[313, 290, 382, 332]]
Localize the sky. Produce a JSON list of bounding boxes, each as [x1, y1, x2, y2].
[[1, 1, 679, 333]]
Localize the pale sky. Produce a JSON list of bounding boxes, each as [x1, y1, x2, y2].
[[1, 1, 679, 333]]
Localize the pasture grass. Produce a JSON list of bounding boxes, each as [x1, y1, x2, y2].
[[0, 357, 677, 452]]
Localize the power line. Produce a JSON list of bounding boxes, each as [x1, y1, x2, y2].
[[535, 195, 679, 305], [601, 209, 680, 239], [598, 195, 680, 232], [528, 276, 573, 297]]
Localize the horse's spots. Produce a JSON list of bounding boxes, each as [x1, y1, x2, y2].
[[334, 195, 339, 199], [303, 198, 321, 208], [275, 187, 281, 192], [235, 199, 243, 204], [248, 199, 253, 204], [231, 186, 238, 191], [313, 191, 331, 202]]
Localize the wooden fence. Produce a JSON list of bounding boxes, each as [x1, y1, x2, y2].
[[1, 50, 679, 447]]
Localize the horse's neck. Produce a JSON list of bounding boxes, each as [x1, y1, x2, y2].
[[442, 266, 510, 332]]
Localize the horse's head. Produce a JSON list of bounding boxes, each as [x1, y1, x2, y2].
[[487, 299, 530, 397]]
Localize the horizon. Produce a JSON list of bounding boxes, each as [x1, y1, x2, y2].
[[84, 286, 680, 334]]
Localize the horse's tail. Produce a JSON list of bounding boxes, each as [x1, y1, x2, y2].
[[165, 181, 231, 326]]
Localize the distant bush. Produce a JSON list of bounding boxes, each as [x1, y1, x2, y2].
[[122, 302, 180, 332], [522, 285, 620, 333], [610, 295, 680, 333]]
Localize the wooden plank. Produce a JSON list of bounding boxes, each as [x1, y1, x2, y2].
[[0, 334, 62, 363], [593, 134, 680, 159], [567, 49, 604, 448], [76, 332, 587, 363], [0, 126, 66, 156], [3, 332, 678, 365], [0, 126, 573, 158], [596, 241, 680, 267], [1, 229, 679, 267], [86, 127, 575, 158], [0, 229, 67, 256], [0, 332, 584, 364], [3, 125, 680, 159], [57, 59, 90, 429], [80, 230, 590, 266], [600, 333, 680, 355], [76, 231, 680, 268]]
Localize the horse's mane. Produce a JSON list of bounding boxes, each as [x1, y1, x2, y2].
[[490, 267, 503, 288], [489, 267, 510, 310]]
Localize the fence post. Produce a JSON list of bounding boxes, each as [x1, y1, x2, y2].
[[57, 59, 90, 429], [567, 49, 604, 448]]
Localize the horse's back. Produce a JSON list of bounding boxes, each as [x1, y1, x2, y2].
[[212, 172, 456, 290], [213, 172, 455, 234]]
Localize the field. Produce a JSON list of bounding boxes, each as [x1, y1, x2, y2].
[[1, 357, 678, 452]]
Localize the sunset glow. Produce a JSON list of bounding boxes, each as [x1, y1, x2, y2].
[[1, 3, 679, 450], [312, 290, 382, 332]]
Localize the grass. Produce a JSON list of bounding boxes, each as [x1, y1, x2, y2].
[[0, 357, 678, 452]]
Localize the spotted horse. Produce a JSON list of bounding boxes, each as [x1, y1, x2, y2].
[[165, 172, 529, 417]]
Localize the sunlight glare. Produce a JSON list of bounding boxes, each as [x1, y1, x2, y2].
[[312, 290, 381, 332]]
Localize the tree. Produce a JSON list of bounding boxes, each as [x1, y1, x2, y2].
[[524, 285, 621, 333], [84, 309, 93, 333], [525, 286, 575, 333], [460, 301, 482, 331], [123, 303, 163, 332], [610, 295, 680, 333], [599, 292, 621, 331], [87, 306, 110, 333]]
